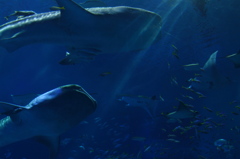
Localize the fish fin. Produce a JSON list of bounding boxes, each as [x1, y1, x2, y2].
[[0, 31, 27, 53], [203, 50, 218, 70], [80, 0, 107, 8], [55, 0, 94, 24], [35, 136, 60, 159], [6, 31, 25, 39], [0, 101, 27, 115], [177, 101, 189, 111]]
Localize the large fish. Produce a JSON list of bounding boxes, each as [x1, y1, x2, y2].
[[189, 51, 230, 90], [0, 84, 97, 158], [0, 0, 162, 64], [167, 101, 198, 119], [119, 95, 159, 119]]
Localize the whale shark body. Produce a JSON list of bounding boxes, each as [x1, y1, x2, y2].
[[0, 84, 97, 158], [0, 0, 162, 64]]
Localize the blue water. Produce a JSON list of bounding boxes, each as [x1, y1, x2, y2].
[[0, 0, 240, 158]]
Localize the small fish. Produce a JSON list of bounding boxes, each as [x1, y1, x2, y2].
[[235, 105, 240, 109], [172, 126, 183, 132], [167, 134, 177, 138], [170, 76, 178, 85], [226, 50, 240, 68], [99, 72, 112, 77], [187, 78, 201, 83], [183, 63, 201, 71], [216, 112, 227, 117], [171, 45, 179, 59], [203, 106, 213, 112], [50, 6, 65, 11], [159, 95, 165, 101], [195, 92, 206, 98], [182, 95, 194, 100], [167, 138, 180, 143], [4, 10, 36, 20], [79, 145, 86, 150], [144, 145, 151, 152], [182, 86, 195, 92]]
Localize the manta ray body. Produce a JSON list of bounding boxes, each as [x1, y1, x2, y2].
[[0, 0, 162, 64]]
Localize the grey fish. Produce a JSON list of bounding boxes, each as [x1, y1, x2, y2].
[[4, 10, 36, 20], [0, 0, 162, 65], [0, 84, 97, 159]]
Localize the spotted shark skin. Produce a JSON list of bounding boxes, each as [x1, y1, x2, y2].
[[0, 0, 162, 64]]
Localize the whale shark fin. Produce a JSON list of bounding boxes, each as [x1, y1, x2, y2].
[[0, 31, 27, 52], [80, 0, 107, 8], [35, 136, 60, 159], [0, 101, 27, 115], [55, 0, 94, 24]]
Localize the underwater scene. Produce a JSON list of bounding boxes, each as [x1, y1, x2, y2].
[[0, 0, 239, 158]]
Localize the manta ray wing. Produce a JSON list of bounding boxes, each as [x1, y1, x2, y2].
[[167, 101, 196, 119]]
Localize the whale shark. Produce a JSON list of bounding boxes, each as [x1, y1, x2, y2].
[[0, 0, 162, 65], [0, 84, 97, 159]]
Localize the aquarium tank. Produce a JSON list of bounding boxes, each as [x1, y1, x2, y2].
[[0, 0, 239, 158]]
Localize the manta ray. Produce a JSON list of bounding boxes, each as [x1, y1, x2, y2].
[[0, 84, 97, 159], [189, 51, 230, 90], [0, 0, 162, 65], [167, 101, 198, 119], [119, 95, 159, 119]]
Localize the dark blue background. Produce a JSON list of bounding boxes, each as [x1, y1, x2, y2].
[[0, 0, 240, 158]]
